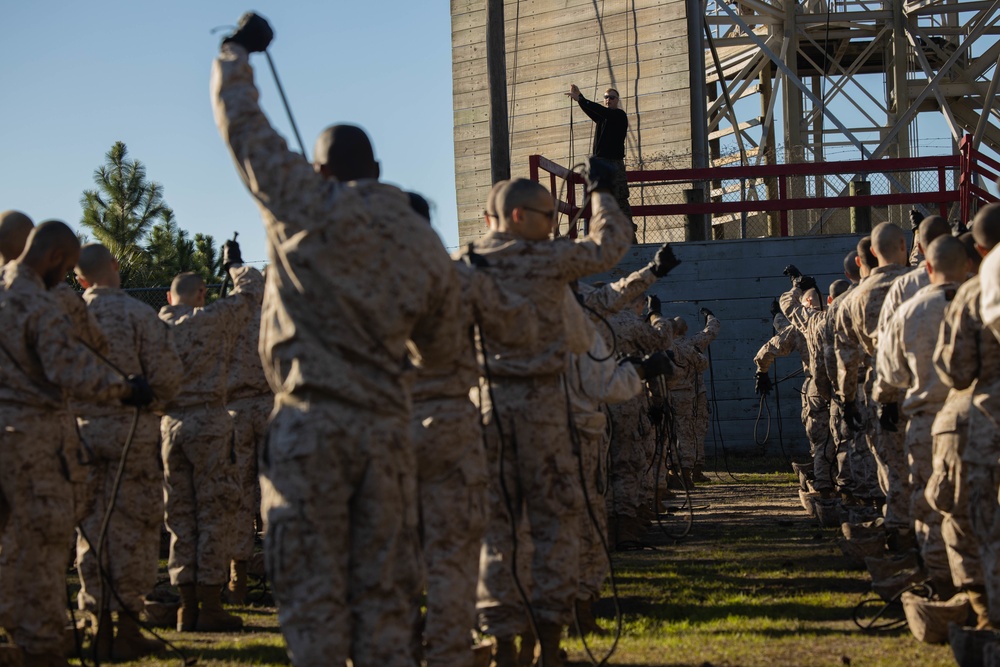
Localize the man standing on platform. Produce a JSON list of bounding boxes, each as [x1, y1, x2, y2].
[[566, 83, 633, 238]]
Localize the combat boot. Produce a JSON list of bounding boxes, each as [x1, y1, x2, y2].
[[195, 585, 243, 632], [227, 560, 248, 605], [681, 468, 695, 490], [692, 465, 710, 483], [176, 584, 198, 632], [535, 623, 564, 667], [516, 631, 536, 667], [569, 596, 606, 637], [112, 614, 163, 661], [492, 636, 518, 667]]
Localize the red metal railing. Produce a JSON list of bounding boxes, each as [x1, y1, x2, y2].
[[530, 135, 998, 240]]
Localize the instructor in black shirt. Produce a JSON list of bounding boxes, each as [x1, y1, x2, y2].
[[566, 84, 634, 239]]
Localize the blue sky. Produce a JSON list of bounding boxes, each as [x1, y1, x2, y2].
[[0, 2, 461, 267]]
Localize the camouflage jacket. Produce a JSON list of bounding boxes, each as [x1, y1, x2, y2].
[[834, 264, 911, 402], [159, 266, 263, 408], [0, 263, 130, 411], [83, 286, 182, 415], [754, 324, 806, 374], [780, 286, 831, 397], [226, 290, 270, 402], [214, 44, 463, 414]]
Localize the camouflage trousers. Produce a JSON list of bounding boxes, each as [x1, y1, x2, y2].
[[0, 408, 75, 654], [477, 375, 582, 638], [693, 391, 709, 467], [413, 399, 487, 667], [832, 395, 881, 499], [227, 393, 272, 561], [574, 413, 610, 599], [162, 405, 239, 587], [607, 396, 652, 518], [905, 413, 949, 582], [966, 462, 1000, 624], [76, 412, 163, 614], [801, 379, 834, 492], [873, 415, 911, 532], [928, 409, 983, 589], [260, 397, 421, 667], [671, 390, 697, 471]]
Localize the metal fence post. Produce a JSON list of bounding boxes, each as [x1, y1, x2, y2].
[[850, 180, 871, 233], [684, 187, 707, 241]]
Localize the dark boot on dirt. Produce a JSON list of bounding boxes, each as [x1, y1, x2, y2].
[[227, 560, 248, 605], [681, 468, 695, 491], [195, 585, 243, 632], [692, 465, 710, 483], [93, 610, 113, 661], [112, 613, 164, 661], [569, 597, 607, 637], [176, 584, 198, 631], [535, 623, 564, 667], [516, 631, 536, 667], [666, 469, 684, 490], [492, 636, 518, 667]]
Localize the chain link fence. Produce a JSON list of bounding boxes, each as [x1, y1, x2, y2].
[[121, 284, 226, 310]]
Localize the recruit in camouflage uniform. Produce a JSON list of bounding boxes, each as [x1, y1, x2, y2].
[[464, 182, 630, 664], [74, 253, 183, 658], [966, 246, 1000, 626], [0, 253, 136, 662], [605, 303, 673, 541], [824, 284, 881, 502], [926, 289, 985, 622], [411, 259, 534, 667], [670, 311, 721, 484], [780, 286, 836, 494], [835, 260, 912, 531], [160, 263, 263, 632], [225, 283, 271, 604], [878, 280, 963, 590], [213, 22, 464, 665]]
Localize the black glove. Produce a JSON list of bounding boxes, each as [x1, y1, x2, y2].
[[783, 265, 802, 280], [700, 307, 714, 318], [223, 12, 274, 53], [878, 402, 900, 432], [650, 243, 681, 277], [794, 275, 817, 292], [754, 371, 772, 396], [584, 157, 616, 193], [122, 375, 154, 408], [640, 352, 673, 380], [909, 208, 925, 231], [646, 295, 662, 316], [769, 299, 781, 317], [222, 240, 243, 271], [462, 243, 489, 268], [843, 400, 864, 433]]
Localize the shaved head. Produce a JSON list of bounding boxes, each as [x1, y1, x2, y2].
[[857, 237, 877, 271], [918, 215, 951, 251], [871, 222, 908, 265], [76, 243, 119, 287], [313, 124, 379, 182], [0, 210, 34, 264], [672, 316, 688, 337], [972, 202, 1000, 251], [802, 287, 822, 310], [497, 179, 549, 221], [486, 180, 509, 218], [495, 178, 555, 240], [843, 251, 861, 281], [959, 232, 982, 275], [170, 272, 206, 306], [926, 235, 968, 283], [829, 279, 850, 300], [21, 220, 81, 288]]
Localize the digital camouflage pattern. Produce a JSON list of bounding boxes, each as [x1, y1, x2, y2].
[[214, 42, 463, 665], [75, 286, 182, 613]]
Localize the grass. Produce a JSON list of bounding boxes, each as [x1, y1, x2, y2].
[[69, 469, 959, 666]]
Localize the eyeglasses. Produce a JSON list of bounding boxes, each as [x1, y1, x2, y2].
[[522, 205, 556, 217], [604, 94, 618, 100]]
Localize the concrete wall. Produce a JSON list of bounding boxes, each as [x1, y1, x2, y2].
[[589, 233, 876, 459]]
